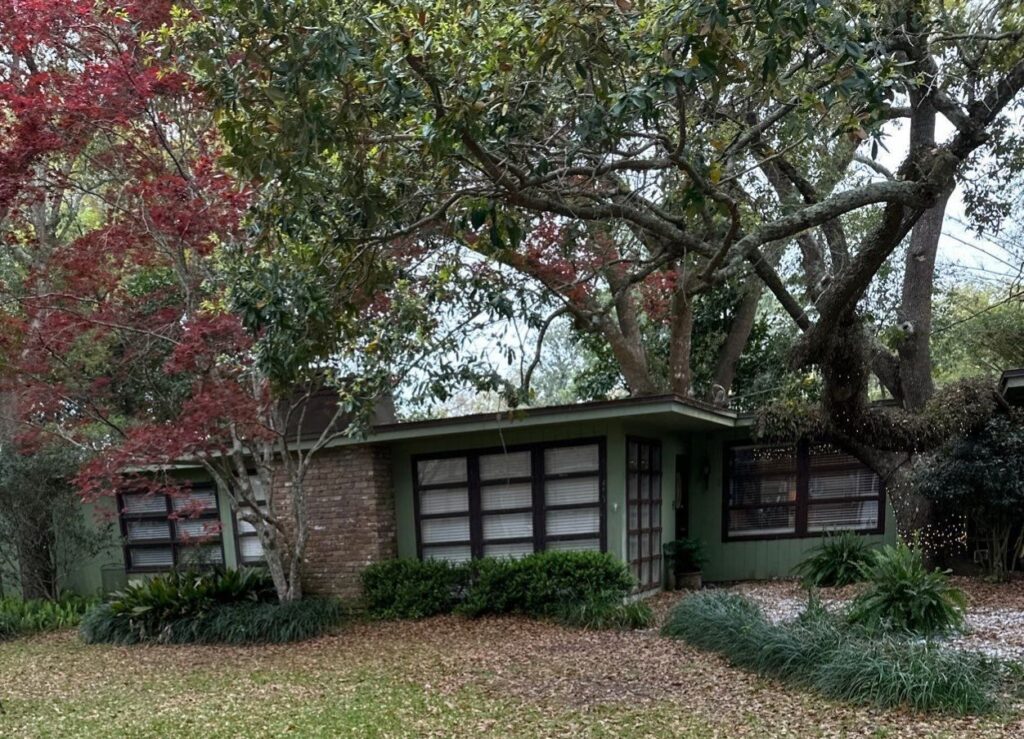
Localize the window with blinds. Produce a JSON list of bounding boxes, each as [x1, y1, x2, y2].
[[235, 477, 268, 564], [119, 486, 224, 572], [725, 442, 883, 540], [414, 440, 604, 563]]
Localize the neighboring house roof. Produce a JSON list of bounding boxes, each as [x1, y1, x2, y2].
[[999, 368, 1024, 406]]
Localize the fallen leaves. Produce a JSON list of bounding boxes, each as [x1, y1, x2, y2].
[[0, 579, 1022, 737]]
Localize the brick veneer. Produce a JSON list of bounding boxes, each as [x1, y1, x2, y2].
[[294, 443, 397, 600]]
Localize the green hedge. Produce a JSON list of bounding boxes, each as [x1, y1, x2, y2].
[[361, 551, 650, 629], [79, 568, 344, 645], [360, 558, 470, 619], [663, 591, 998, 714]]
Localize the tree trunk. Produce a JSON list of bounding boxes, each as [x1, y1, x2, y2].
[[668, 289, 694, 395], [897, 96, 948, 411], [711, 278, 763, 397], [17, 514, 58, 600]]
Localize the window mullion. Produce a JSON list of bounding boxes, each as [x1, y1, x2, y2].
[[796, 439, 810, 536], [531, 447, 545, 552], [468, 455, 483, 560]]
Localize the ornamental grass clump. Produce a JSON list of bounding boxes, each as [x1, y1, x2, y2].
[[792, 531, 875, 588], [662, 591, 997, 714], [848, 543, 967, 637]]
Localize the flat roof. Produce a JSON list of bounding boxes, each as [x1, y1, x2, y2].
[[132, 395, 744, 471], [345, 394, 741, 446]]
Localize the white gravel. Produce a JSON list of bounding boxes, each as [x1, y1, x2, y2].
[[727, 581, 1024, 662]]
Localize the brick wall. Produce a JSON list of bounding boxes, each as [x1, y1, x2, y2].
[[291, 444, 397, 600]]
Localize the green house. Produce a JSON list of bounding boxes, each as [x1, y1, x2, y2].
[[14, 395, 896, 599]]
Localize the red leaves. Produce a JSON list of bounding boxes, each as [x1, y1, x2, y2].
[[0, 1, 267, 504]]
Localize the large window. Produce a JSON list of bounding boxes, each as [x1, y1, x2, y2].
[[724, 442, 883, 540], [119, 486, 224, 572], [414, 440, 605, 562]]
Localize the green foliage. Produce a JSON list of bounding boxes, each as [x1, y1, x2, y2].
[[662, 538, 707, 575], [0, 595, 96, 641], [360, 558, 470, 619], [663, 591, 998, 714], [792, 532, 874, 587], [78, 567, 286, 644], [931, 286, 1024, 383], [456, 551, 634, 619], [81, 597, 344, 645], [552, 595, 654, 631], [361, 552, 640, 630], [849, 544, 967, 637], [915, 410, 1024, 580], [0, 444, 113, 600]]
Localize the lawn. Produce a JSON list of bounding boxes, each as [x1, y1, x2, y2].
[[2, 601, 1023, 739]]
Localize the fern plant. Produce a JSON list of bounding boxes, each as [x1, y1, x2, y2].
[[792, 531, 874, 588], [848, 543, 967, 637]]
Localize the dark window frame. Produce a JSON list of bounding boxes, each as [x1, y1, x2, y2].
[[412, 437, 607, 560], [721, 439, 886, 542], [118, 484, 225, 574], [626, 436, 663, 591]]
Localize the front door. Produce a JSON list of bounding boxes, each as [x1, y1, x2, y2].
[[627, 438, 663, 590]]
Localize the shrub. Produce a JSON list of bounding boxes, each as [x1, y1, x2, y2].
[[662, 591, 996, 714], [361, 552, 640, 629], [81, 597, 344, 645], [79, 567, 341, 645], [0, 595, 96, 640], [792, 531, 874, 588], [360, 558, 470, 619], [93, 567, 275, 639], [456, 550, 634, 619], [849, 543, 967, 637], [662, 538, 707, 575]]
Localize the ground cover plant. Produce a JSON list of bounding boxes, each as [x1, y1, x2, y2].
[[3, 603, 1023, 738], [0, 595, 96, 641], [662, 591, 998, 714], [361, 551, 652, 629], [792, 531, 874, 588], [849, 543, 967, 637], [80, 567, 344, 645]]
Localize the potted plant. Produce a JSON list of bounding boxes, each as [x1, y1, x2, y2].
[[663, 538, 707, 590]]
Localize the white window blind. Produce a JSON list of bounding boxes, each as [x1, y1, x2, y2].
[[122, 493, 167, 515], [420, 516, 470, 544], [544, 445, 599, 475], [419, 487, 470, 515], [480, 482, 532, 510], [479, 451, 531, 480], [417, 458, 467, 486], [482, 512, 532, 540], [546, 476, 600, 506], [546, 507, 600, 537]]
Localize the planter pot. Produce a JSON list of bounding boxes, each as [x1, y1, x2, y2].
[[674, 571, 702, 590]]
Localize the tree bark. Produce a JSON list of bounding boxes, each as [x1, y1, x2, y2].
[[896, 95, 948, 411], [711, 277, 763, 397], [668, 287, 694, 395]]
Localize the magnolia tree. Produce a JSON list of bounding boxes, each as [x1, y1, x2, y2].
[[184, 0, 1024, 541]]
